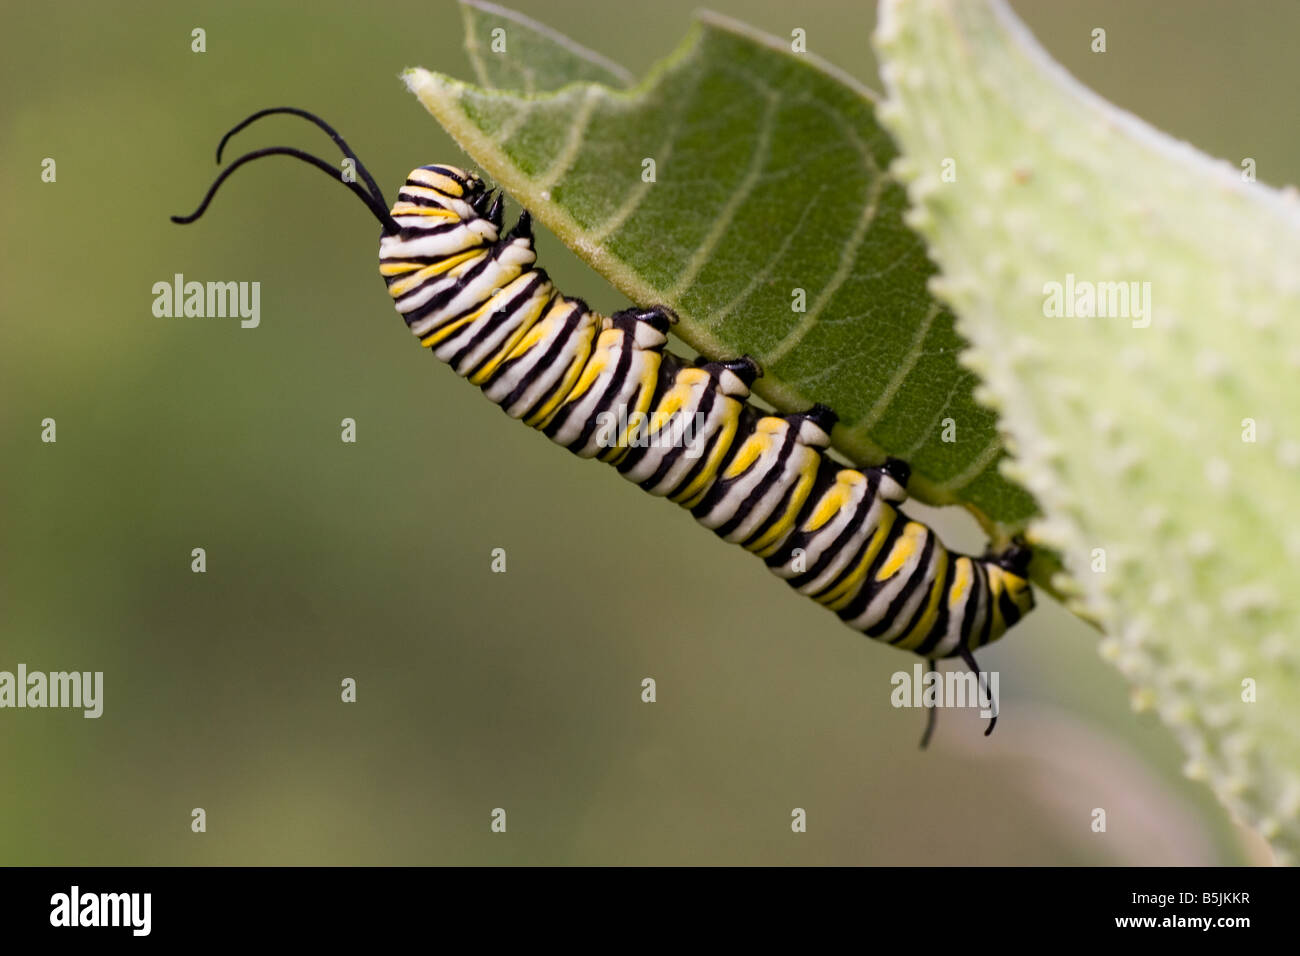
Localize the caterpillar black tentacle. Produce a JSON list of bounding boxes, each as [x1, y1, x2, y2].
[[171, 107, 401, 233], [920, 658, 940, 749], [172, 110, 1036, 746]]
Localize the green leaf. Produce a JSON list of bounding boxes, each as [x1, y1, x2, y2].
[[457, 0, 634, 92], [403, 3, 1045, 560], [874, 0, 1300, 862]]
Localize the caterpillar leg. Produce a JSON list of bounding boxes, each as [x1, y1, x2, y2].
[[621, 304, 678, 329], [875, 456, 911, 504], [880, 456, 911, 488], [707, 355, 764, 381]]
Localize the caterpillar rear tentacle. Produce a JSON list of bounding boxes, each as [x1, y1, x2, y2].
[[170, 110, 1036, 746]]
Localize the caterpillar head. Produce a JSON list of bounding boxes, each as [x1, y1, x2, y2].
[[395, 165, 501, 227], [404, 165, 486, 202]]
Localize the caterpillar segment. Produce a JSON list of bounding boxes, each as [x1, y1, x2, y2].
[[171, 111, 1036, 745], [377, 166, 1036, 704]]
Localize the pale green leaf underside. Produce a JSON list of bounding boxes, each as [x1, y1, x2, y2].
[[875, 0, 1300, 862], [405, 4, 1042, 550]]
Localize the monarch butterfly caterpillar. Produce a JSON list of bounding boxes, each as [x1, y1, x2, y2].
[[173, 107, 1035, 746]]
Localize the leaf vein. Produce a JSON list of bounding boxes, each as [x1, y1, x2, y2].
[[663, 78, 780, 298], [759, 176, 885, 366], [932, 436, 1004, 495], [535, 86, 603, 192], [586, 83, 698, 244]]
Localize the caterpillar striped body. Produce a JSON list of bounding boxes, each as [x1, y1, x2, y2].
[[174, 108, 1035, 744]]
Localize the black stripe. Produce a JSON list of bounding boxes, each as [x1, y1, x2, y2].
[[449, 272, 549, 374], [657, 384, 734, 499], [439, 266, 550, 332], [696, 405, 757, 501], [868, 527, 935, 639], [764, 459, 839, 568], [512, 306, 590, 421], [564, 332, 636, 453], [395, 191, 457, 209], [380, 245, 477, 275], [669, 425, 726, 499], [704, 422, 798, 539], [616, 356, 684, 476], [386, 220, 466, 245], [399, 246, 498, 327], [696, 413, 785, 530], [406, 168, 472, 191], [419, 164, 471, 180], [953, 560, 983, 655], [740, 456, 809, 551], [596, 369, 657, 464], [638, 384, 719, 493], [914, 550, 959, 657], [784, 467, 881, 590], [976, 562, 995, 648], [960, 560, 988, 655], [391, 219, 475, 245], [836, 514, 908, 622], [998, 586, 1022, 629], [486, 298, 577, 416], [888, 538, 944, 644]]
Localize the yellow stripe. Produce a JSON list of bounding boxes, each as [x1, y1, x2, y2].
[[876, 522, 925, 581], [986, 566, 1007, 636], [722, 431, 771, 480], [390, 203, 459, 218], [820, 506, 897, 610], [1004, 576, 1034, 619], [674, 410, 741, 507], [948, 557, 973, 609], [388, 248, 484, 298], [559, 330, 618, 407], [597, 356, 662, 465], [803, 473, 860, 533], [640, 379, 703, 453], [380, 261, 425, 277], [405, 169, 466, 195], [420, 311, 478, 347], [423, 291, 510, 353], [648, 384, 691, 427], [400, 184, 458, 203], [893, 549, 949, 651], [465, 288, 554, 386], [525, 333, 597, 428], [751, 460, 818, 556]]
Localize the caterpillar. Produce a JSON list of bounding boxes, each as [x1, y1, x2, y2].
[[173, 108, 1035, 745]]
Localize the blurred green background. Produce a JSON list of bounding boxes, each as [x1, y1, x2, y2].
[[3, 0, 1295, 865]]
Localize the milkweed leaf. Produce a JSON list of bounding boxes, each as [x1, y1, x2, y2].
[[875, 0, 1300, 862], [405, 1, 1051, 584]]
